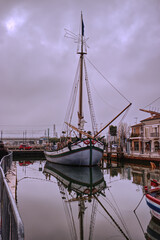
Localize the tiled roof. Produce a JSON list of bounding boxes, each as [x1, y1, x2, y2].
[[141, 115, 160, 122], [131, 123, 142, 128]]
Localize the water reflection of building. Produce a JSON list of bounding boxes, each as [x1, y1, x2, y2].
[[132, 167, 160, 188], [106, 164, 160, 189]]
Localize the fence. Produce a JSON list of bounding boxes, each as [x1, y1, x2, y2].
[[0, 152, 24, 240]]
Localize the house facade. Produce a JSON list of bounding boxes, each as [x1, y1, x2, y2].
[[130, 112, 160, 155], [130, 123, 143, 152]]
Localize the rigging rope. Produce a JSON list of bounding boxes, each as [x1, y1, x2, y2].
[[107, 190, 132, 240], [118, 105, 131, 125], [58, 181, 78, 240], [63, 60, 80, 135], [86, 57, 131, 104], [84, 58, 97, 134], [90, 79, 120, 111], [144, 96, 160, 109], [95, 196, 130, 240], [101, 194, 131, 239]]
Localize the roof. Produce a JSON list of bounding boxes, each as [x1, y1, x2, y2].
[[131, 123, 142, 128], [141, 115, 160, 122]]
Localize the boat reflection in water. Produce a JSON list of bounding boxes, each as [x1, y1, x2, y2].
[[145, 216, 160, 240], [43, 162, 106, 240]]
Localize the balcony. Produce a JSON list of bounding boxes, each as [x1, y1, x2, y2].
[[130, 133, 140, 138], [150, 132, 159, 138]]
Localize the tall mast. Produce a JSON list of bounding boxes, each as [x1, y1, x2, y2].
[[78, 12, 85, 139]]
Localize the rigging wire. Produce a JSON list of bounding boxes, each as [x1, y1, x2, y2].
[[84, 58, 97, 134], [95, 196, 130, 240], [118, 105, 131, 125], [107, 190, 132, 240], [143, 96, 160, 109], [63, 60, 80, 135], [58, 181, 78, 240], [101, 194, 131, 239], [88, 68, 120, 111], [94, 200, 131, 239], [86, 57, 131, 104]]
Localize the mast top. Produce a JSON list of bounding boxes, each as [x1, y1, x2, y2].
[[77, 12, 87, 55]]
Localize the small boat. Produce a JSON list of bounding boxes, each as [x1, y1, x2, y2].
[[44, 13, 131, 166], [145, 186, 160, 220]]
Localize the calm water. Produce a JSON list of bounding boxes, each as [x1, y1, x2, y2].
[[15, 160, 160, 240]]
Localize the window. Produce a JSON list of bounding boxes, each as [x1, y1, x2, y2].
[[154, 141, 159, 152], [145, 128, 149, 138], [134, 141, 139, 151]]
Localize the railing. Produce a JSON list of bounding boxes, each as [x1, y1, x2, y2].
[[150, 132, 159, 137], [0, 152, 24, 240]]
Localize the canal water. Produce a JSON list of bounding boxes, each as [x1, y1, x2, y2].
[[15, 160, 160, 240]]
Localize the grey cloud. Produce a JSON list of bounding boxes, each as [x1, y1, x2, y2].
[[0, 0, 160, 135]]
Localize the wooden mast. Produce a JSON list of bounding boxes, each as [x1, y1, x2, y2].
[[78, 12, 84, 139]]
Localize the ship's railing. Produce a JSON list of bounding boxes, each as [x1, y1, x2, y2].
[[0, 152, 24, 240]]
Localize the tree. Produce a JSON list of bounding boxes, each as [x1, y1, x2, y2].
[[109, 125, 117, 136], [118, 122, 130, 146]]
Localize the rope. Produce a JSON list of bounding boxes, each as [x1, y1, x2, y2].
[[119, 106, 131, 125], [86, 57, 131, 104], [94, 196, 130, 240], [101, 193, 131, 239], [63, 60, 80, 134], [144, 96, 160, 109], [107, 190, 132, 240]]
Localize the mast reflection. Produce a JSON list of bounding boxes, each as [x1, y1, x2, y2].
[[43, 162, 106, 240]]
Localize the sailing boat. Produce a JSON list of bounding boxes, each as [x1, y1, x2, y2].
[[44, 13, 131, 166], [43, 161, 106, 240]]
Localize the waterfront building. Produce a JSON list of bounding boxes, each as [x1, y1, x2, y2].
[[130, 110, 160, 157]]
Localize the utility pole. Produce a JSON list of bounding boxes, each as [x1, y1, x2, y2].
[[1, 130, 3, 141], [53, 124, 57, 138], [48, 128, 50, 142]]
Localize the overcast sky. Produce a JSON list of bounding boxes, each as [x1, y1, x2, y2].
[[0, 0, 160, 137]]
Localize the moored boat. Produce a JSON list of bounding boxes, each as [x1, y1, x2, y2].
[[45, 139, 103, 166], [44, 12, 131, 166], [145, 186, 160, 220]]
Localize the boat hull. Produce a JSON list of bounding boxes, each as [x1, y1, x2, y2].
[[44, 162, 106, 195], [44, 145, 103, 166], [146, 188, 160, 220]]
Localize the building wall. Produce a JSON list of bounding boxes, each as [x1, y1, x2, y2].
[[130, 117, 160, 154]]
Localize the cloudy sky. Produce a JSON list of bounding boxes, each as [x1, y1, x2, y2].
[[0, 0, 160, 137]]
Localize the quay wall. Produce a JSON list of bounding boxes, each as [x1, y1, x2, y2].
[[13, 150, 45, 160], [103, 151, 160, 167]]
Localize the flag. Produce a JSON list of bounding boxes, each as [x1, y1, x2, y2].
[[82, 19, 84, 36]]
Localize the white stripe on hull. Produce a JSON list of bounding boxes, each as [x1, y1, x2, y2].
[[44, 147, 103, 166]]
